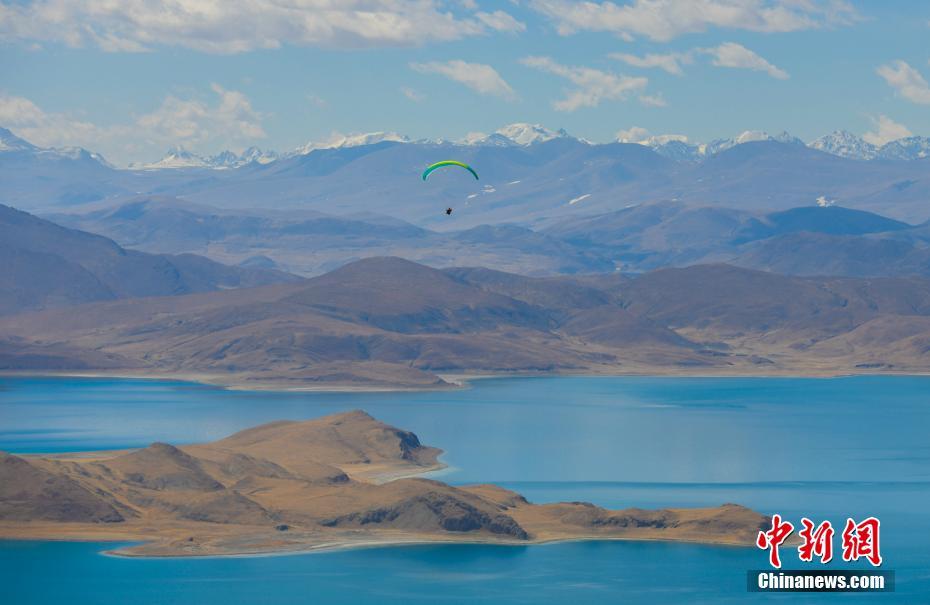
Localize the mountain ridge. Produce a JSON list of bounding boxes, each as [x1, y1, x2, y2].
[[2, 256, 930, 388], [0, 203, 299, 315], [6, 124, 930, 172]]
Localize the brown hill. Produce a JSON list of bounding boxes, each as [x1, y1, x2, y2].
[[321, 479, 529, 539], [102, 442, 224, 491], [0, 411, 768, 556], [282, 257, 554, 333], [613, 265, 930, 344], [190, 410, 439, 481], [0, 453, 125, 523], [2, 258, 930, 385]]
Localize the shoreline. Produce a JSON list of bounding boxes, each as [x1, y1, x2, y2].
[[0, 527, 755, 560], [106, 533, 755, 560], [2, 367, 928, 395]]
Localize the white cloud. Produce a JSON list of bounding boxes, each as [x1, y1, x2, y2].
[[616, 126, 688, 144], [0, 85, 267, 165], [0, 0, 523, 53], [699, 42, 788, 79], [610, 51, 693, 75], [475, 10, 526, 33], [529, 0, 859, 42], [876, 60, 930, 105], [862, 115, 912, 146], [616, 126, 652, 143], [612, 44, 787, 80], [520, 56, 648, 111], [638, 93, 668, 107], [411, 60, 516, 100], [0, 93, 102, 148], [401, 87, 426, 102], [135, 83, 267, 143]]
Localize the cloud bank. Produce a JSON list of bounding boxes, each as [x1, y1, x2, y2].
[[0, 0, 524, 53]]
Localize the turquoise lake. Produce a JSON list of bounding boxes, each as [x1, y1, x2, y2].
[[1, 375, 928, 603]]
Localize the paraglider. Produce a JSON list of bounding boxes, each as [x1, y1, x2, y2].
[[422, 160, 478, 216], [421, 160, 479, 182]]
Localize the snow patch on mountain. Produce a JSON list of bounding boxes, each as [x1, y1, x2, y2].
[[876, 136, 930, 160], [809, 131, 878, 160], [568, 193, 591, 205]]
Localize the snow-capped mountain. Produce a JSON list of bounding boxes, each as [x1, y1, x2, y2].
[[238, 146, 278, 165], [208, 147, 278, 168], [292, 132, 410, 156], [460, 123, 573, 147], [0, 127, 38, 152], [208, 150, 241, 168], [876, 136, 930, 161], [492, 123, 570, 146], [617, 130, 803, 161], [703, 130, 803, 155], [458, 131, 518, 147], [615, 133, 703, 161], [138, 146, 281, 170], [809, 131, 878, 160], [0, 127, 112, 166], [142, 146, 211, 169], [807, 132, 930, 161], [649, 140, 703, 161]]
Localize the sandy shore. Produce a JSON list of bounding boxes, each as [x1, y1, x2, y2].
[[2, 366, 926, 395]]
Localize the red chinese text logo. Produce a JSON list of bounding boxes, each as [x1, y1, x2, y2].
[[756, 514, 794, 569], [758, 515, 882, 568], [842, 517, 882, 567], [798, 518, 834, 564]]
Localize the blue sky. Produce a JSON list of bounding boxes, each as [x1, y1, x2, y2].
[[1, 1, 929, 165]]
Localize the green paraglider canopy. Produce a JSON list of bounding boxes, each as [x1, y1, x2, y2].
[[421, 160, 479, 181]]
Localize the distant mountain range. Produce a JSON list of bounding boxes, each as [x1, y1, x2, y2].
[[46, 196, 614, 276], [139, 145, 280, 170], [135, 124, 573, 169], [47, 197, 930, 280], [3, 200, 930, 385], [6, 121, 922, 174], [3, 124, 930, 226], [130, 125, 930, 169]]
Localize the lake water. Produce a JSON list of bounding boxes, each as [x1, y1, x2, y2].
[[1, 375, 928, 603]]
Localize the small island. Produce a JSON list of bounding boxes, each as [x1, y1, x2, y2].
[[0, 410, 768, 557]]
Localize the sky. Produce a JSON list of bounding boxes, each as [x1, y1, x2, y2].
[[1, 0, 930, 165]]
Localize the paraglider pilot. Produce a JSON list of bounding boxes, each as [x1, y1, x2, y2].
[[421, 161, 476, 219]]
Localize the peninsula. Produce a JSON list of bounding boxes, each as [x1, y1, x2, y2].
[[0, 410, 767, 557]]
